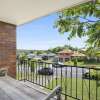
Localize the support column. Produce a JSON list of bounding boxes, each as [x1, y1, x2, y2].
[[0, 21, 16, 78]]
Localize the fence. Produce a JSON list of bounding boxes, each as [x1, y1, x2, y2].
[[17, 60, 100, 100]]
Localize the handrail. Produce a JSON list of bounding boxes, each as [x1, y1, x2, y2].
[[43, 85, 62, 100]]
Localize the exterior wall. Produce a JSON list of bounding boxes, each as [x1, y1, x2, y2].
[[0, 21, 16, 78], [58, 53, 73, 62], [58, 53, 73, 58]]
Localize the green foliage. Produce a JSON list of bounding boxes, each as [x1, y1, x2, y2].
[[33, 50, 44, 55], [48, 45, 78, 53], [84, 69, 100, 80], [30, 60, 36, 72], [47, 77, 100, 100], [19, 53, 27, 64], [86, 47, 95, 57], [73, 58, 78, 66], [85, 47, 100, 58], [54, 1, 100, 48]]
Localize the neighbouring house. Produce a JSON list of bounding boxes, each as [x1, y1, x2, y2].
[[58, 49, 73, 62], [58, 50, 86, 62], [27, 53, 36, 60], [71, 52, 86, 59], [39, 53, 56, 61], [39, 53, 48, 60], [34, 56, 42, 60], [52, 55, 59, 63], [47, 53, 56, 60]]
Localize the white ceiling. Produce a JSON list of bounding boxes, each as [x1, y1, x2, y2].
[[0, 0, 90, 26]]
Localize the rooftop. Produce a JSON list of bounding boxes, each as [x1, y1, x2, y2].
[[71, 52, 86, 57], [58, 49, 73, 54]]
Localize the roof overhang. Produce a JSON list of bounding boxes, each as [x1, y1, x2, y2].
[[0, 0, 91, 26]]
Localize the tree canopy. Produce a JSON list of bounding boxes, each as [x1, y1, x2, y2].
[[54, 1, 100, 48], [47, 45, 78, 53]]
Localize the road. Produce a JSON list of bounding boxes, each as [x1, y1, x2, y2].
[[17, 64, 89, 78]]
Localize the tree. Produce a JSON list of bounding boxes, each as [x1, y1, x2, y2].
[[54, 1, 100, 48], [19, 53, 27, 64], [85, 47, 100, 63], [47, 45, 79, 54], [86, 47, 95, 57], [51, 46, 63, 53], [33, 50, 44, 55]]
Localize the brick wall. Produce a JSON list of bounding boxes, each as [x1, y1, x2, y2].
[[0, 21, 16, 78]]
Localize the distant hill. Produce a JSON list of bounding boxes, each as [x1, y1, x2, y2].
[[17, 49, 33, 55]]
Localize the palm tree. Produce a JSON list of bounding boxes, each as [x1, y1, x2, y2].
[[85, 47, 100, 62], [19, 53, 27, 64]]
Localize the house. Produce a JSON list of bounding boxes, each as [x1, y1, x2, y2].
[[39, 53, 48, 60], [27, 53, 36, 60], [39, 53, 56, 61], [58, 49, 73, 62], [34, 56, 42, 60], [71, 52, 86, 58], [58, 49, 86, 62], [47, 53, 56, 60]]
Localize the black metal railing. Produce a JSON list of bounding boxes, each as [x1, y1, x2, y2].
[[17, 60, 100, 100]]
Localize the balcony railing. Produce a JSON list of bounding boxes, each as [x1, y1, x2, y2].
[[17, 60, 100, 100]]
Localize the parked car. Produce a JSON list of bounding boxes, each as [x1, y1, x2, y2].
[[52, 62, 64, 68], [52, 63, 61, 68], [38, 67, 53, 75]]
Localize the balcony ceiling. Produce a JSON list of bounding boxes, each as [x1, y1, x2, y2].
[[0, 0, 90, 26]]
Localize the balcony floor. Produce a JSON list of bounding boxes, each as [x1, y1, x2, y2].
[[0, 76, 47, 100]]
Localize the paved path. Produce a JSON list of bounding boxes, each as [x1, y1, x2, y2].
[[53, 67, 89, 78]]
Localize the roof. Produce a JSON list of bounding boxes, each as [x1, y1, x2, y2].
[[47, 53, 56, 56], [27, 54, 36, 58], [39, 53, 47, 56], [34, 56, 42, 60], [0, 0, 90, 25], [71, 52, 86, 57], [58, 49, 73, 54]]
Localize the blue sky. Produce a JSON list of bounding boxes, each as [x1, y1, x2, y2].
[[17, 13, 87, 50]]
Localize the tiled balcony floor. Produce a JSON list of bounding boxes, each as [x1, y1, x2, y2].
[[0, 76, 47, 100]]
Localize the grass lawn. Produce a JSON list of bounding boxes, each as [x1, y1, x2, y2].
[[47, 77, 100, 100]]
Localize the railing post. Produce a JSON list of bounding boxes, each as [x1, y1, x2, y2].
[[24, 60, 26, 82], [56, 86, 62, 100], [43, 85, 62, 100]]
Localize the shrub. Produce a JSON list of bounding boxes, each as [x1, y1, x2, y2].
[[83, 69, 100, 80]]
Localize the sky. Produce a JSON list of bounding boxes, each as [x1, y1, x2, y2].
[[17, 13, 87, 50]]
